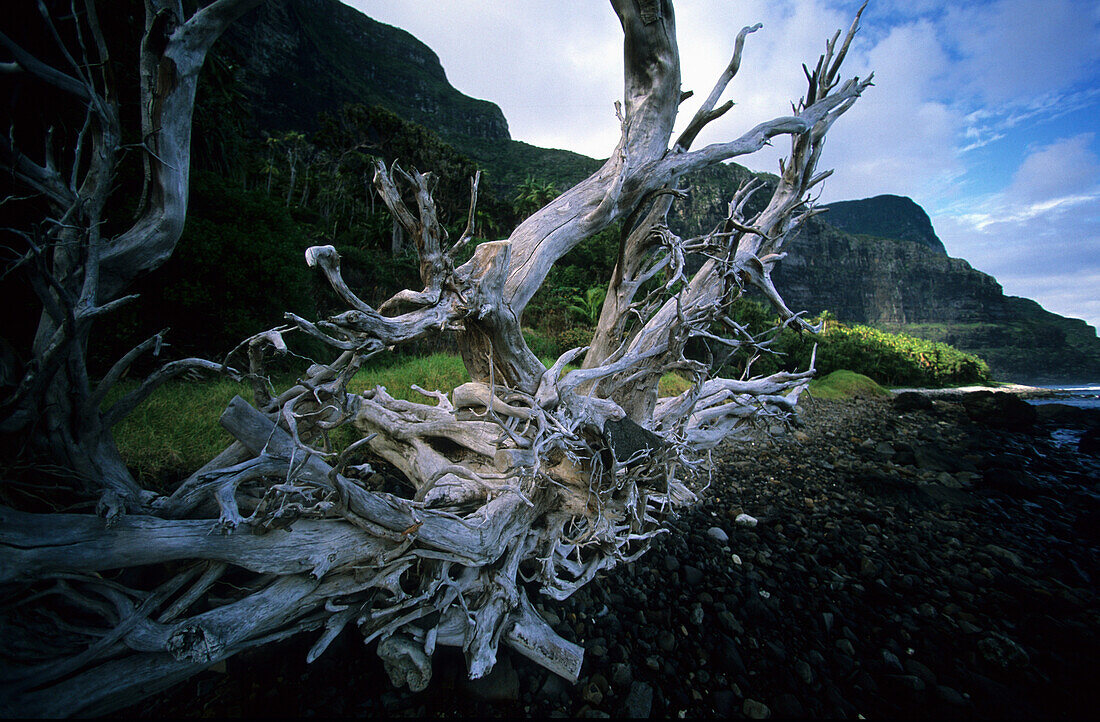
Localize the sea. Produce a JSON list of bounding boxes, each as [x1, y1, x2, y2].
[[1027, 384, 1100, 410], [1026, 384, 1100, 448]]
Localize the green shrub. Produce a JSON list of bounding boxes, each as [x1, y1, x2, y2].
[[555, 327, 595, 355], [93, 171, 317, 367], [721, 298, 992, 388], [527, 225, 619, 333], [807, 370, 888, 400], [810, 325, 993, 387], [567, 287, 607, 326], [523, 328, 560, 360]]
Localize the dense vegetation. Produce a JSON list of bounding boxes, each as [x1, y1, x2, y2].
[[167, 0, 1099, 390], [716, 299, 993, 388], [95, 93, 993, 391], [811, 324, 992, 386]]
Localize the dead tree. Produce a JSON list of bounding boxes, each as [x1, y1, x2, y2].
[[0, 1, 871, 716], [0, 0, 261, 514]]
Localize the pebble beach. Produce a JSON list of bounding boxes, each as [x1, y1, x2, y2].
[[125, 390, 1100, 719]]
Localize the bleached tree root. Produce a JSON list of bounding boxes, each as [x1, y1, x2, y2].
[[0, 334, 805, 714]]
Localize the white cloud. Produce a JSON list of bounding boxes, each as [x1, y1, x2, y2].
[[933, 135, 1100, 330], [811, 19, 963, 204], [938, 0, 1100, 152], [944, 0, 1100, 105], [1006, 133, 1100, 203], [1006, 272, 1100, 334], [349, 1, 624, 156], [671, 1, 858, 174], [348, 2, 1100, 192]]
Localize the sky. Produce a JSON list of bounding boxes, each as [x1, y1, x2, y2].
[[348, 0, 1100, 332]]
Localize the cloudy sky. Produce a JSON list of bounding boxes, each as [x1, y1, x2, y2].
[[349, 0, 1100, 332]]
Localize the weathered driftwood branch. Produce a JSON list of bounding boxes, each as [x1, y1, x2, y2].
[[0, 1, 870, 716]]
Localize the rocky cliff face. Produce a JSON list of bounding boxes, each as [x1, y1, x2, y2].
[[773, 214, 1100, 383], [222, 0, 510, 141], [775, 219, 1003, 325]]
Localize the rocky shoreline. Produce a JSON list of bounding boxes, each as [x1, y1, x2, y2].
[[124, 393, 1099, 719]]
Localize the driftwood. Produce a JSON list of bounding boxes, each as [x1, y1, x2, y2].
[[0, 0, 871, 716]]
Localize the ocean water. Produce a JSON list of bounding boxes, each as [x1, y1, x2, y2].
[[1027, 384, 1100, 448], [1028, 384, 1100, 410]]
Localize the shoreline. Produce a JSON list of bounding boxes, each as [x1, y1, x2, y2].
[[889, 382, 1057, 398]]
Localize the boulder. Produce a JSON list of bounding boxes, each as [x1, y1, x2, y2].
[[1034, 403, 1100, 428], [706, 526, 730, 544], [1080, 427, 1100, 456], [960, 391, 1037, 431], [894, 392, 934, 412], [603, 417, 665, 465]]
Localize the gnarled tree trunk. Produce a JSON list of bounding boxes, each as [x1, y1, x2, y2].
[[0, 1, 870, 716], [0, 0, 261, 514]]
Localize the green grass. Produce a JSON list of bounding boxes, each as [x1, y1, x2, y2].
[[349, 353, 470, 401], [807, 369, 889, 400], [108, 377, 254, 486], [658, 372, 693, 397]]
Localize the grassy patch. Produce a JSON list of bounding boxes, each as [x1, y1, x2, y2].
[[348, 353, 470, 401], [807, 369, 889, 400], [111, 355, 471, 482], [658, 372, 693, 397], [110, 355, 703, 483], [108, 377, 253, 487]]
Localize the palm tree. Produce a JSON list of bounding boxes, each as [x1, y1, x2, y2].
[[567, 287, 607, 326], [513, 176, 559, 218]]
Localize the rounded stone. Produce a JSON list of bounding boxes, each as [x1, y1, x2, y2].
[[742, 698, 771, 719], [735, 513, 759, 527], [707, 526, 730, 544]]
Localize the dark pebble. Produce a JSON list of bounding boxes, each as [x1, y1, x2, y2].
[[682, 565, 704, 585], [623, 681, 653, 719]]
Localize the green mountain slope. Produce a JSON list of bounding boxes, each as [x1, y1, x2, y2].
[[223, 0, 509, 142], [821, 194, 946, 255]]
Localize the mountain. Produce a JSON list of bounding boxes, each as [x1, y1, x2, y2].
[[222, 0, 600, 195], [773, 212, 1100, 383], [222, 0, 508, 141], [222, 0, 1098, 383], [821, 195, 946, 255]]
